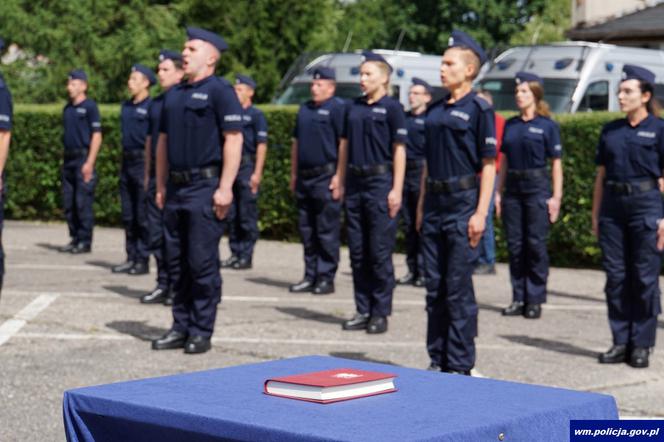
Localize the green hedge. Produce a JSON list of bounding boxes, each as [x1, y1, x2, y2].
[[7, 104, 618, 267]]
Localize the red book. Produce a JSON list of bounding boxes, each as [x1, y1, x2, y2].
[[264, 368, 397, 404]]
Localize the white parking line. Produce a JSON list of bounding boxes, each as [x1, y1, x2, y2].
[[0, 294, 59, 347]]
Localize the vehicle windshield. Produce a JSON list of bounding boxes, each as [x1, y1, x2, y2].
[[275, 82, 363, 105], [478, 78, 578, 113]]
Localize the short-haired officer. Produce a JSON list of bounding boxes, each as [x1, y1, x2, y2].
[[0, 38, 12, 300], [111, 64, 155, 275], [220, 74, 268, 270], [417, 30, 496, 375], [341, 52, 407, 334], [152, 27, 243, 354], [289, 67, 347, 295], [592, 65, 664, 369], [140, 50, 184, 305], [396, 77, 432, 287], [58, 69, 102, 254]]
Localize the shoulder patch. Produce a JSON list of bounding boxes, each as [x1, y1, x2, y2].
[[473, 95, 492, 111]]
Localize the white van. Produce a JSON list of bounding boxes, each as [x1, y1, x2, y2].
[[274, 50, 445, 108], [477, 42, 664, 113]]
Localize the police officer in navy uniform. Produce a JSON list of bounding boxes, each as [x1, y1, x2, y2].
[[152, 28, 243, 354], [140, 50, 184, 305], [289, 67, 347, 295], [495, 72, 563, 319], [112, 64, 155, 275], [341, 52, 407, 334], [0, 38, 12, 300], [58, 69, 102, 254], [592, 65, 664, 369], [396, 77, 432, 287], [417, 31, 496, 375], [220, 74, 268, 270]]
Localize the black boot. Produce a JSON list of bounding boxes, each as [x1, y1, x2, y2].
[[502, 301, 524, 316], [598, 345, 628, 364], [628, 347, 650, 368]]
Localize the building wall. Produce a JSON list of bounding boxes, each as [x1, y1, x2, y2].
[[571, 0, 660, 27]]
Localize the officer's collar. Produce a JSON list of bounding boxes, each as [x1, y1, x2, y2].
[[444, 90, 474, 107], [627, 113, 654, 129], [130, 95, 151, 106], [360, 93, 388, 106], [183, 74, 214, 88]]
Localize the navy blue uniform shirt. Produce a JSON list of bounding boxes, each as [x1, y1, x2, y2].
[[121, 96, 151, 151], [345, 95, 407, 166], [159, 76, 242, 170], [595, 114, 664, 182], [502, 115, 562, 170], [62, 98, 102, 150], [0, 73, 12, 131], [293, 96, 346, 169], [405, 110, 426, 160], [240, 105, 268, 156], [424, 91, 496, 180], [147, 92, 166, 158]]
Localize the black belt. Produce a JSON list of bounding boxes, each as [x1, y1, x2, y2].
[[299, 162, 336, 178], [241, 154, 256, 166], [426, 175, 478, 194], [169, 166, 220, 185], [406, 159, 425, 170], [349, 163, 391, 177], [604, 179, 657, 195], [123, 149, 144, 160], [64, 149, 88, 159], [507, 167, 547, 180]]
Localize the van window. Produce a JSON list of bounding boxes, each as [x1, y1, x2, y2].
[[655, 84, 664, 106], [478, 78, 577, 113], [578, 81, 609, 112]]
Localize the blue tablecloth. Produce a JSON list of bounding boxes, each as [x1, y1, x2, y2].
[[63, 355, 618, 442]]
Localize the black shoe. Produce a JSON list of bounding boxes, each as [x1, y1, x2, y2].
[[112, 261, 135, 273], [628, 347, 650, 368], [523, 303, 542, 319], [163, 288, 176, 306], [58, 241, 77, 253], [312, 280, 334, 295], [70, 243, 91, 254], [342, 313, 370, 331], [443, 368, 471, 376], [474, 264, 496, 275], [184, 335, 211, 354], [598, 344, 628, 364], [140, 287, 167, 304], [220, 255, 239, 269], [397, 272, 415, 285], [152, 330, 187, 350], [128, 261, 149, 275], [367, 316, 388, 334], [502, 301, 524, 316], [427, 363, 443, 372], [289, 279, 314, 293], [232, 257, 252, 270], [413, 276, 426, 287]]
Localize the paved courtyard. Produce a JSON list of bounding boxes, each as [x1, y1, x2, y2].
[[0, 220, 662, 440]]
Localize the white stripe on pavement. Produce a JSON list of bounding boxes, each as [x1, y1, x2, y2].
[[0, 294, 59, 347]]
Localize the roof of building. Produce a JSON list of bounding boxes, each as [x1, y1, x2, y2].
[[567, 3, 664, 41]]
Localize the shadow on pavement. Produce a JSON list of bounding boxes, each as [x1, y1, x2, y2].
[[103, 285, 146, 299], [35, 242, 66, 252], [86, 260, 116, 270], [106, 320, 168, 341], [548, 290, 604, 303], [245, 277, 292, 289], [477, 303, 503, 313], [500, 334, 598, 359], [275, 306, 345, 325], [329, 351, 398, 366]]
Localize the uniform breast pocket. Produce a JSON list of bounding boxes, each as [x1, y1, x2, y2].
[[629, 138, 658, 171], [523, 133, 546, 165], [184, 100, 212, 127], [363, 113, 387, 133], [314, 114, 330, 126], [441, 113, 469, 133]]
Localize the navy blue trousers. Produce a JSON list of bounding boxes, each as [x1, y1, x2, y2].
[[599, 188, 662, 348], [400, 162, 425, 276], [227, 163, 258, 261], [62, 157, 96, 246], [163, 175, 225, 338], [345, 173, 397, 317], [120, 156, 149, 263], [295, 172, 341, 283], [502, 186, 550, 304], [0, 181, 5, 288], [421, 188, 479, 372], [147, 179, 170, 289]]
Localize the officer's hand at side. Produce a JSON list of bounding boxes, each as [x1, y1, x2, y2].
[[81, 162, 94, 184], [155, 187, 166, 210], [547, 197, 561, 223], [213, 187, 233, 220], [467, 212, 486, 248], [249, 173, 261, 195], [591, 216, 599, 237], [387, 189, 401, 219], [494, 192, 502, 219], [657, 219, 664, 251], [289, 175, 296, 194], [329, 174, 343, 201]]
